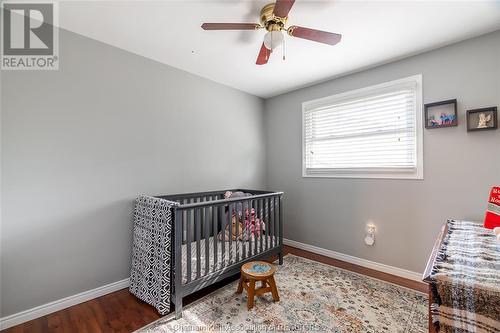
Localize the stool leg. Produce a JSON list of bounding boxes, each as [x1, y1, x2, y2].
[[237, 275, 244, 294], [269, 276, 280, 302], [247, 280, 256, 310]]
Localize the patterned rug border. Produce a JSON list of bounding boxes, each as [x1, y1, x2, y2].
[[277, 254, 426, 296], [135, 254, 425, 332]]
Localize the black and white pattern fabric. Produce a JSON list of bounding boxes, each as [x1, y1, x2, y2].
[[129, 195, 178, 315]]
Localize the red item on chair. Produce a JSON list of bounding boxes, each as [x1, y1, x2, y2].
[[484, 187, 500, 229]]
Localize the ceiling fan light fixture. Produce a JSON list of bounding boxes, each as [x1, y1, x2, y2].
[[263, 30, 284, 50]]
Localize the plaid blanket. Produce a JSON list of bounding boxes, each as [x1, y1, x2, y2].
[[429, 220, 500, 333]]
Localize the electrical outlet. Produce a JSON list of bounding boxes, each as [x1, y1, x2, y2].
[[365, 223, 376, 246], [366, 223, 376, 235]]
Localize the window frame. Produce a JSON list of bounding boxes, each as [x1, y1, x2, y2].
[[301, 74, 424, 180]]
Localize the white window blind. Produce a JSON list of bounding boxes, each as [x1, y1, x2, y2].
[[303, 75, 423, 179]]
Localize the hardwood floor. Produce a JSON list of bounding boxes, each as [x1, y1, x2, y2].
[[2, 245, 427, 332]]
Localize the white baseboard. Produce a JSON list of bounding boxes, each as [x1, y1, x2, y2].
[[0, 278, 130, 330], [283, 238, 423, 282]]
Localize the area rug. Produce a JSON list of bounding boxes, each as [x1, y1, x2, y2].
[[136, 255, 427, 333]]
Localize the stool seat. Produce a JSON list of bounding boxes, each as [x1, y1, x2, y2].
[[237, 261, 279, 310]]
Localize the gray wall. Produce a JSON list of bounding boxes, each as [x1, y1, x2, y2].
[[0, 29, 265, 317], [264, 30, 500, 273], [1, 26, 499, 319]]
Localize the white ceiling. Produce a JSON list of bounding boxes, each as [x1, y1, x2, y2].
[[58, 0, 500, 98]]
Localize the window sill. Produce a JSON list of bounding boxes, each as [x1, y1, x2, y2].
[[302, 171, 424, 180]]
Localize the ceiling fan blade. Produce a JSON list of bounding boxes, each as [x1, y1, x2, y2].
[[288, 26, 342, 45], [273, 0, 295, 18], [256, 43, 271, 65], [201, 23, 260, 30]]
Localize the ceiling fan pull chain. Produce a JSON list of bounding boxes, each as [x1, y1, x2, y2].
[[283, 38, 286, 61]]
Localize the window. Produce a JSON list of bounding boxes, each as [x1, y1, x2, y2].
[[302, 75, 423, 179]]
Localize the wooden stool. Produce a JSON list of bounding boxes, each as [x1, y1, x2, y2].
[[236, 261, 279, 310]]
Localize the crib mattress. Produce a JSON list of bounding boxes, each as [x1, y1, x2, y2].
[[181, 235, 275, 283]]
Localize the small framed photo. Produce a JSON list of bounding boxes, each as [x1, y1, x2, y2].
[[466, 107, 498, 132], [424, 99, 457, 129]]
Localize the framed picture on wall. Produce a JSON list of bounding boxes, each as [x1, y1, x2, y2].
[[424, 99, 458, 129], [466, 107, 498, 132]]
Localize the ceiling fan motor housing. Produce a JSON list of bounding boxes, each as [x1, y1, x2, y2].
[[260, 3, 287, 32]]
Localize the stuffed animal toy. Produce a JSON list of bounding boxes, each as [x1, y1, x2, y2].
[[239, 208, 265, 241], [218, 191, 266, 241], [218, 214, 243, 241]]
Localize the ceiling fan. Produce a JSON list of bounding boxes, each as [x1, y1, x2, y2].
[[201, 0, 342, 65]]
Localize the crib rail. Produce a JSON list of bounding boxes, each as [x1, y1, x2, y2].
[[167, 189, 283, 319], [173, 191, 282, 283]]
